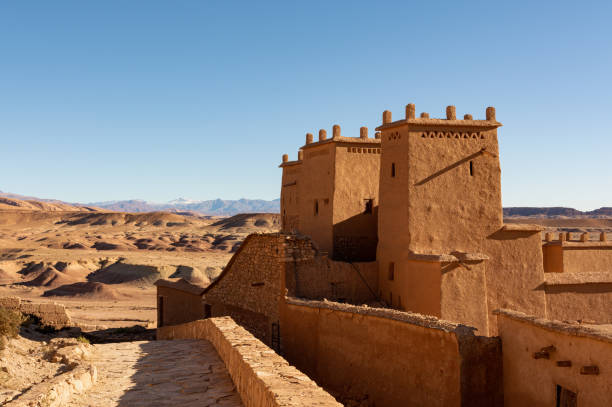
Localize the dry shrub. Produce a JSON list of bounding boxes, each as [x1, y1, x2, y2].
[[0, 307, 23, 349]]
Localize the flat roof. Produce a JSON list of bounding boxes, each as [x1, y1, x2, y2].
[[300, 136, 381, 151], [376, 117, 502, 131], [154, 278, 207, 296]]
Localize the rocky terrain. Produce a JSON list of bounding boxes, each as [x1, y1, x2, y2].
[[503, 207, 612, 218], [0, 201, 280, 329], [505, 217, 612, 236]]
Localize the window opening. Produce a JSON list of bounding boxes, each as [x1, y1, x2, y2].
[[469, 160, 474, 176], [388, 262, 395, 281], [314, 200, 319, 216], [204, 303, 212, 318], [364, 199, 373, 214], [391, 163, 396, 177], [556, 385, 577, 407]]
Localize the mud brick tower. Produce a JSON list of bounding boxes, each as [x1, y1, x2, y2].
[[280, 125, 381, 261]]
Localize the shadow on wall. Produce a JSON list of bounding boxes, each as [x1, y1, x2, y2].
[[332, 206, 378, 262], [116, 340, 243, 406], [487, 229, 538, 241], [537, 282, 612, 295]]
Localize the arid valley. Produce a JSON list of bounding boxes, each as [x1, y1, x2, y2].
[[1, 193, 611, 405], [1, 194, 609, 331], [0, 196, 280, 330]]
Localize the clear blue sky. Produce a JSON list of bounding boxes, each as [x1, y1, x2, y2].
[[1, 1, 610, 210]]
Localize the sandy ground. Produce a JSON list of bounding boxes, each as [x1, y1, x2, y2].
[[0, 209, 280, 329]]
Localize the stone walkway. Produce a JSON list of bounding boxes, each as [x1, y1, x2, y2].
[[67, 339, 243, 406]]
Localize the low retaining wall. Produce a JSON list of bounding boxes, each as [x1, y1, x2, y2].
[[496, 309, 612, 407], [0, 296, 71, 329], [281, 298, 502, 407], [157, 316, 341, 407]]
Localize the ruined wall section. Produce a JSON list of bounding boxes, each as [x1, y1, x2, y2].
[[496, 309, 612, 407], [281, 298, 502, 407], [0, 296, 71, 329]]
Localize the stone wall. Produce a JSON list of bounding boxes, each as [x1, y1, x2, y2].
[[0, 296, 71, 329], [495, 309, 612, 406], [157, 317, 341, 407], [280, 297, 502, 407], [203, 233, 316, 346]]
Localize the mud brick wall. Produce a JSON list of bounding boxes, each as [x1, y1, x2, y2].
[[281, 298, 502, 407], [156, 286, 204, 327], [542, 272, 612, 324], [0, 296, 71, 329], [285, 256, 378, 304], [157, 317, 341, 407], [496, 309, 612, 407]]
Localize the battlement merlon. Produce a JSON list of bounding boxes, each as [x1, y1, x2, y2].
[[279, 159, 302, 168], [376, 105, 502, 131], [279, 151, 303, 168]]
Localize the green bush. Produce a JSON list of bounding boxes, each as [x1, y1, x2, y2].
[[76, 335, 90, 344], [0, 307, 23, 349]]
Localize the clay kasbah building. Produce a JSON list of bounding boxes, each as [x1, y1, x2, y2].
[[156, 103, 612, 407]]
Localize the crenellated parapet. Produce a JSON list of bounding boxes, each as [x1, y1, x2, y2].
[[544, 231, 610, 244], [376, 103, 501, 132], [301, 125, 381, 150]]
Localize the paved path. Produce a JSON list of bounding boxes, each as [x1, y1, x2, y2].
[[67, 339, 243, 407]]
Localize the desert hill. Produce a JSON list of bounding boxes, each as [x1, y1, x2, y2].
[[0, 196, 101, 212], [0, 208, 280, 328]]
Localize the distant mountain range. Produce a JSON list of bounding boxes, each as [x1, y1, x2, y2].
[[1, 191, 609, 217], [87, 198, 281, 215]]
